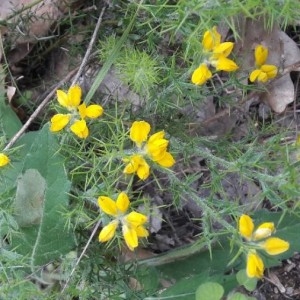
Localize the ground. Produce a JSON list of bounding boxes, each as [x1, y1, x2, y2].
[[1, 1, 300, 299]]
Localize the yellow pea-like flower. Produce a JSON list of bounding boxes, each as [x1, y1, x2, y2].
[[0, 153, 10, 167]]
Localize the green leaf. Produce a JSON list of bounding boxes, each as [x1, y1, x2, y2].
[[11, 125, 75, 266], [236, 269, 257, 292], [195, 282, 224, 300], [0, 96, 22, 139], [228, 292, 256, 300]]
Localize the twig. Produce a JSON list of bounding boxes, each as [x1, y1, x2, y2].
[[4, 68, 78, 151], [61, 220, 101, 293], [71, 6, 106, 86]]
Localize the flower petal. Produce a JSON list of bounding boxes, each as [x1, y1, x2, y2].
[[123, 154, 150, 180], [56, 90, 69, 108], [136, 161, 150, 180], [125, 211, 148, 227], [146, 131, 169, 160], [98, 196, 118, 216], [202, 27, 221, 51], [50, 114, 70, 132], [155, 151, 175, 168], [136, 225, 149, 237], [191, 63, 212, 85], [261, 64, 278, 80], [130, 121, 151, 146], [246, 251, 264, 278], [255, 45, 268, 67], [85, 104, 104, 119], [99, 220, 118, 242], [0, 153, 10, 167], [239, 214, 254, 240], [213, 42, 234, 58], [253, 222, 275, 240], [116, 192, 130, 214], [260, 237, 290, 255], [249, 69, 261, 82], [213, 56, 239, 71], [68, 85, 82, 107], [70, 119, 89, 138], [122, 224, 138, 251]]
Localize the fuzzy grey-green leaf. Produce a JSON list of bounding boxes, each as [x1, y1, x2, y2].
[[14, 169, 46, 227]]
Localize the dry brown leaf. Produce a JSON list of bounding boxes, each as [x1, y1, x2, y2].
[[6, 86, 16, 103], [235, 18, 300, 113], [1, 0, 74, 44]]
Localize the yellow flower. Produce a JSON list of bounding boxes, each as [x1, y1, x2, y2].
[[0, 153, 10, 167], [249, 45, 278, 83], [78, 103, 103, 119], [259, 237, 290, 255], [123, 154, 150, 180], [98, 192, 148, 251], [247, 250, 264, 278], [202, 26, 221, 52], [57, 85, 82, 109], [50, 85, 104, 138], [254, 45, 268, 67], [212, 56, 239, 72], [192, 27, 238, 85], [124, 121, 175, 180], [50, 114, 71, 132], [191, 63, 212, 85], [238, 214, 290, 278], [70, 119, 89, 139], [249, 65, 278, 83]]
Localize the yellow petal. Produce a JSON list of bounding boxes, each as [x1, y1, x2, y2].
[[261, 65, 278, 80], [68, 85, 82, 107], [116, 192, 130, 214], [253, 222, 275, 240], [85, 104, 104, 119], [202, 27, 221, 51], [155, 151, 175, 168], [136, 225, 149, 237], [249, 69, 262, 82], [78, 103, 103, 119], [130, 121, 151, 146], [191, 63, 212, 85], [255, 45, 268, 67], [136, 161, 150, 180], [246, 251, 264, 278], [0, 153, 10, 167], [123, 155, 141, 174], [123, 154, 150, 180], [122, 224, 138, 251], [125, 211, 148, 227], [213, 42, 234, 58], [56, 85, 82, 108], [50, 114, 70, 132], [239, 214, 254, 240], [213, 56, 239, 71], [56, 90, 69, 108], [70, 119, 89, 138], [260, 237, 290, 255], [99, 220, 118, 242], [98, 196, 118, 216], [146, 132, 169, 160]]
